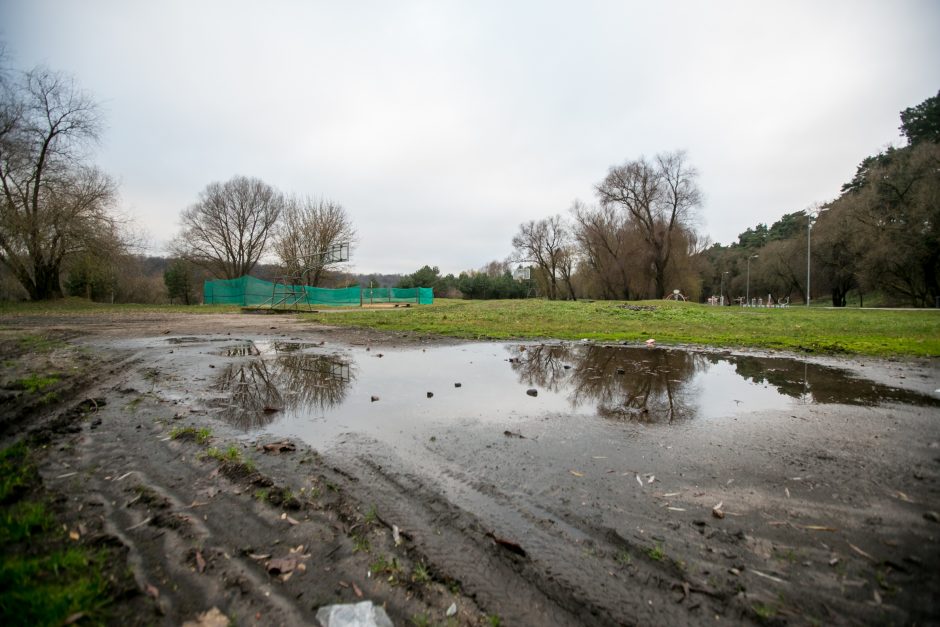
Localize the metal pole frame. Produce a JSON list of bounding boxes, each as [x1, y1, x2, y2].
[[267, 242, 350, 310]]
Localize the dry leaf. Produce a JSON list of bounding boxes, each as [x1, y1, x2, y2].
[[796, 525, 837, 532], [182, 607, 229, 627], [569, 470, 584, 477], [488, 532, 527, 557], [712, 502, 725, 519], [69, 530, 80, 541], [196, 550, 206, 573], [145, 583, 159, 599], [848, 542, 874, 561], [352, 582, 363, 598], [750, 569, 786, 584], [266, 557, 297, 575]]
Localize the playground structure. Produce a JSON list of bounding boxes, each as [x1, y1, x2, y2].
[[706, 293, 790, 308]]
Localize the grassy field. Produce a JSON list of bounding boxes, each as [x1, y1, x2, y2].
[[1, 297, 937, 357], [0, 297, 240, 316], [303, 298, 940, 357]]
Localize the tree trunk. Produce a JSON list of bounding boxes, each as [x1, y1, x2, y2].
[[30, 262, 64, 300]]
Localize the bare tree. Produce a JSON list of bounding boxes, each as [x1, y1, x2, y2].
[[594, 151, 702, 298], [0, 65, 119, 299], [571, 199, 642, 299], [511, 214, 571, 300], [175, 176, 283, 279], [273, 196, 356, 286]]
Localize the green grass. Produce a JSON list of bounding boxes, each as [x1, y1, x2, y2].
[[411, 561, 431, 584], [0, 296, 240, 316], [14, 334, 67, 353], [0, 548, 112, 624], [16, 373, 60, 394], [0, 442, 114, 625], [170, 426, 212, 445], [647, 543, 665, 561], [302, 299, 940, 357], [206, 445, 243, 463], [1, 442, 34, 502]]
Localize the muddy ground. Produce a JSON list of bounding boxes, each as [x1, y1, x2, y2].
[[1, 311, 939, 626]]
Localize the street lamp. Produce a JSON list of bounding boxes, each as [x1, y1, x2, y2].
[[720, 271, 729, 306], [746, 254, 758, 306], [806, 213, 815, 307]]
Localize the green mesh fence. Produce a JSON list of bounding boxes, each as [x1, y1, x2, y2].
[[203, 276, 433, 307]]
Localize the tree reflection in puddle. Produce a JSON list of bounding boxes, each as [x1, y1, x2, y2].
[[215, 352, 355, 430], [507, 345, 704, 423], [506, 344, 939, 424]]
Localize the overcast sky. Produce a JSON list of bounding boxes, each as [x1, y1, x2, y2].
[[2, 1, 938, 274]]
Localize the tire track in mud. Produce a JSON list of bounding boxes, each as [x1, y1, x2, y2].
[[43, 401, 317, 625], [327, 435, 732, 626]]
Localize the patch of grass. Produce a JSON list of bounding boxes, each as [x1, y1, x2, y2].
[[410, 613, 431, 627], [0, 548, 112, 624], [206, 445, 243, 463], [363, 504, 378, 524], [15, 334, 66, 353], [301, 299, 940, 357], [0, 442, 115, 625], [38, 391, 58, 405], [411, 561, 431, 584], [488, 615, 502, 627], [774, 547, 798, 564], [0, 442, 34, 503], [352, 533, 371, 554], [753, 602, 777, 620], [615, 549, 632, 565], [0, 501, 54, 543], [0, 297, 241, 317], [647, 543, 665, 561], [205, 445, 255, 473], [170, 426, 212, 445], [370, 554, 402, 582], [16, 373, 59, 394]]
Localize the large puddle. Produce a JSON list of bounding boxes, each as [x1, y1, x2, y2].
[[209, 342, 940, 444]]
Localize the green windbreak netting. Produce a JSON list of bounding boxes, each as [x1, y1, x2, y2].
[[203, 276, 433, 307]]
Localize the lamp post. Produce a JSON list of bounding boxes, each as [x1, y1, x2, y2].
[[806, 214, 815, 307], [746, 254, 758, 306], [720, 271, 729, 306]]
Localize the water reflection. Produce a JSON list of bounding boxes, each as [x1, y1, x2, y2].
[[220, 344, 260, 357], [215, 352, 355, 429], [716, 355, 937, 407], [507, 345, 705, 423], [506, 344, 940, 423]]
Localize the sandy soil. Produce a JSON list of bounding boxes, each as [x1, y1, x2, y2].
[[1, 311, 938, 626]]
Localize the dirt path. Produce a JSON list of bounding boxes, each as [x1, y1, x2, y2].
[[2, 312, 938, 626]]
